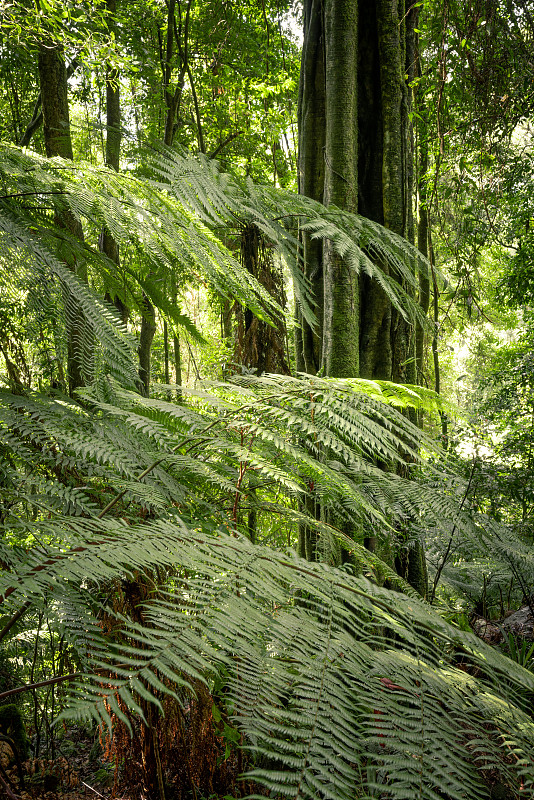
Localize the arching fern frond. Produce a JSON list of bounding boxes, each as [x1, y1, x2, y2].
[[1, 517, 533, 800], [1, 143, 439, 390], [150, 147, 439, 330], [0, 369, 532, 799]]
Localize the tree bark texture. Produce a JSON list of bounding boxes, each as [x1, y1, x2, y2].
[[321, 0, 359, 378], [234, 224, 290, 376], [101, 0, 129, 325], [378, 0, 415, 387], [416, 106, 430, 386], [19, 58, 79, 148], [38, 44, 75, 161], [297, 0, 419, 384]]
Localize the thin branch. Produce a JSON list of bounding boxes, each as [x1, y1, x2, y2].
[[208, 131, 242, 160], [430, 459, 478, 603], [0, 671, 80, 702], [0, 766, 19, 800], [0, 191, 66, 200], [186, 62, 205, 154]]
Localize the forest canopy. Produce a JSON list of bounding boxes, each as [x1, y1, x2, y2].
[[1, 0, 534, 799]]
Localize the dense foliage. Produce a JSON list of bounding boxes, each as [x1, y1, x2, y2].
[[1, 1, 534, 799]]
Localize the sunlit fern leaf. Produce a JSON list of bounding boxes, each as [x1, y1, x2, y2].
[[0, 372, 473, 563]]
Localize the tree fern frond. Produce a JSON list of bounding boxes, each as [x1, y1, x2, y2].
[[7, 518, 527, 800]]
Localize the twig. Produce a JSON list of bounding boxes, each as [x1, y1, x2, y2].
[[81, 781, 105, 797], [208, 131, 242, 160], [0, 764, 19, 800]]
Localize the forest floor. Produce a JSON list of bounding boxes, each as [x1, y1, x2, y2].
[[2, 724, 117, 800]]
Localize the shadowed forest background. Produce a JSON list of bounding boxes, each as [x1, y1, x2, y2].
[[1, 0, 534, 798]]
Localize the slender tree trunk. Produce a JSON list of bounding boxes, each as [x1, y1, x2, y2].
[[37, 45, 75, 161], [297, 0, 325, 375], [173, 332, 182, 389], [429, 227, 448, 447], [171, 285, 182, 390], [416, 115, 430, 385], [38, 41, 89, 395], [159, 0, 190, 398], [138, 295, 157, 397], [19, 58, 79, 148], [100, 0, 129, 325], [163, 320, 170, 386]]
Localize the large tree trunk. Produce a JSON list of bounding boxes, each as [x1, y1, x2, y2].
[[38, 41, 89, 395], [297, 0, 428, 594], [321, 0, 359, 378], [378, 0, 414, 387], [357, 0, 391, 381]]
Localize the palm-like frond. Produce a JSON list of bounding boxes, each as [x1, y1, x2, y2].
[[0, 368, 532, 798], [152, 147, 437, 329]]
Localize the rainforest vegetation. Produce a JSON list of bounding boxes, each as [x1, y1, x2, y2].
[[1, 0, 534, 798]]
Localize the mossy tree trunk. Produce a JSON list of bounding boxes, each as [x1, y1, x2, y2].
[[297, 0, 428, 594], [297, 0, 420, 383], [357, 0, 391, 382], [322, 0, 359, 378]]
